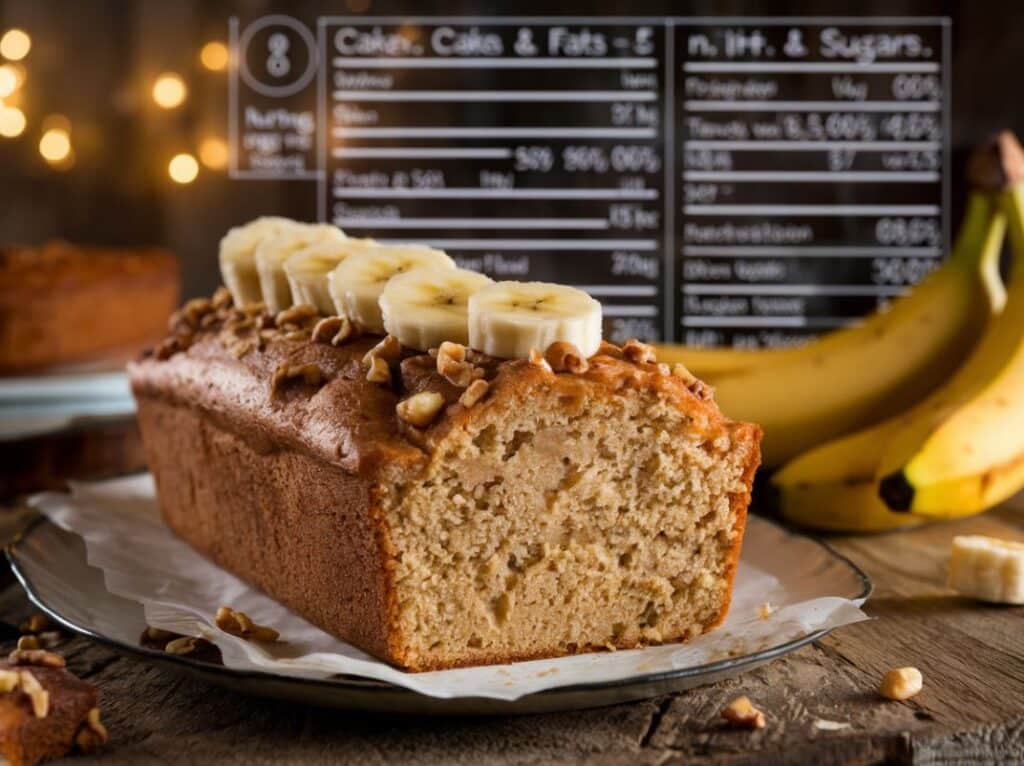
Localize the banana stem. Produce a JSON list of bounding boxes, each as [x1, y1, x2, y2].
[[950, 193, 995, 267], [1003, 185, 1024, 276]]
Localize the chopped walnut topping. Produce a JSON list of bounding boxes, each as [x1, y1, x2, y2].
[[0, 669, 19, 693], [397, 391, 445, 427], [16, 635, 39, 651], [271, 363, 323, 392], [256, 313, 276, 330], [275, 303, 318, 329], [19, 670, 48, 718], [459, 379, 490, 408], [241, 301, 267, 317], [20, 614, 51, 634], [143, 626, 178, 644], [224, 315, 255, 335], [622, 338, 657, 365], [312, 316, 356, 346], [200, 312, 220, 329], [880, 667, 923, 701], [8, 649, 65, 668], [597, 340, 623, 359], [528, 348, 553, 372], [721, 695, 766, 729], [75, 708, 109, 753], [657, 363, 670, 376], [215, 606, 280, 643], [544, 341, 589, 374], [363, 334, 402, 366], [437, 341, 475, 387], [366, 356, 391, 384], [211, 286, 233, 311], [283, 329, 311, 342], [164, 636, 202, 655], [155, 335, 187, 361]]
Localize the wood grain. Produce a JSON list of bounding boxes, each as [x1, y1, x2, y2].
[[1, 497, 1022, 765]]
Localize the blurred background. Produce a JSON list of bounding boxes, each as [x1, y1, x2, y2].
[[0, 0, 1016, 316]]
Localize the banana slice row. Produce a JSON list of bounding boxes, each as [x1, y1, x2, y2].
[[218, 216, 605, 359]]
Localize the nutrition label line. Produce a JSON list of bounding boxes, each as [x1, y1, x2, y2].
[[683, 204, 941, 216], [375, 239, 659, 251], [332, 188, 660, 200], [682, 62, 940, 73], [685, 171, 940, 182], [330, 127, 658, 139], [333, 90, 658, 102], [682, 140, 942, 151], [332, 56, 658, 68], [335, 217, 611, 230], [685, 246, 943, 257], [683, 100, 941, 112]]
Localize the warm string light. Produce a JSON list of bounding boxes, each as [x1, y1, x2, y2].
[[0, 29, 30, 61], [0, 105, 25, 137], [39, 122, 72, 169], [0, 64, 18, 98], [168, 152, 199, 183], [199, 137, 228, 169], [152, 72, 187, 109], [200, 41, 229, 71]]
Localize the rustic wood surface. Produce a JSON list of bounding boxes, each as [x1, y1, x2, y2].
[[1, 498, 1022, 765]]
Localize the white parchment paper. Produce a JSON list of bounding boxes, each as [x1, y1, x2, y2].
[[30, 474, 868, 701]]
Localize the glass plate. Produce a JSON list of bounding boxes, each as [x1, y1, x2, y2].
[[6, 515, 870, 715]]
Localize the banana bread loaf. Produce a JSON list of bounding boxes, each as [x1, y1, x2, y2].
[[129, 295, 761, 671], [0, 241, 179, 373]]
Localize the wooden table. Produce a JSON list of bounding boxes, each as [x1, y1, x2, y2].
[[2, 499, 1023, 765]]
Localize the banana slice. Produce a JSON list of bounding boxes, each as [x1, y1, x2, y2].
[[328, 245, 455, 333], [284, 238, 377, 315], [468, 281, 602, 359], [380, 267, 493, 350], [219, 216, 294, 306], [255, 224, 346, 314], [949, 535, 1024, 604]]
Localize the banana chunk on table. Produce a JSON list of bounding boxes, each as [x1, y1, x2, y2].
[[949, 535, 1024, 604]]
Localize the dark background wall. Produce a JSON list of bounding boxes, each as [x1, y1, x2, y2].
[[0, 0, 1015, 300]]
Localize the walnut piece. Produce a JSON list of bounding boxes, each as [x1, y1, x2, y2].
[[312, 315, 356, 346], [459, 379, 490, 408], [437, 341, 475, 387], [528, 348, 553, 372], [271, 362, 323, 392], [275, 303, 318, 329], [75, 707, 109, 753], [366, 356, 391, 384], [363, 335, 402, 365], [20, 614, 51, 634], [18, 670, 48, 718], [16, 635, 39, 650], [0, 669, 19, 693], [397, 391, 445, 427], [211, 285, 233, 310], [544, 341, 589, 373], [622, 338, 657, 365], [880, 667, 923, 700], [8, 649, 65, 668], [671, 363, 698, 386], [215, 606, 280, 643], [721, 696, 766, 729]]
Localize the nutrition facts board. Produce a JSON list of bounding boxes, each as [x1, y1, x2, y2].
[[229, 16, 950, 346]]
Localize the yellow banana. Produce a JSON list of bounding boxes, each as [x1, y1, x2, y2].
[[777, 479, 923, 533], [706, 191, 1004, 467], [879, 146, 1024, 518]]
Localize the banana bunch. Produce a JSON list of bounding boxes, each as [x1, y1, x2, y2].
[[770, 131, 1024, 531], [217, 215, 602, 357]]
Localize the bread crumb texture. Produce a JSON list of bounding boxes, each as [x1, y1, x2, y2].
[[382, 376, 755, 670]]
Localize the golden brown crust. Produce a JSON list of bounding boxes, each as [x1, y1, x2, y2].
[[131, 302, 761, 671], [0, 242, 179, 372]]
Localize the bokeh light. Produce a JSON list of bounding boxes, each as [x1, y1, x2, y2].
[[0, 65, 18, 98], [200, 41, 229, 71], [168, 153, 199, 184], [199, 137, 229, 169], [0, 29, 31, 61], [39, 127, 71, 163], [152, 73, 187, 109], [0, 105, 25, 137]]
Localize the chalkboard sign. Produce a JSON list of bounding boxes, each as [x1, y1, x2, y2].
[[229, 15, 949, 346]]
